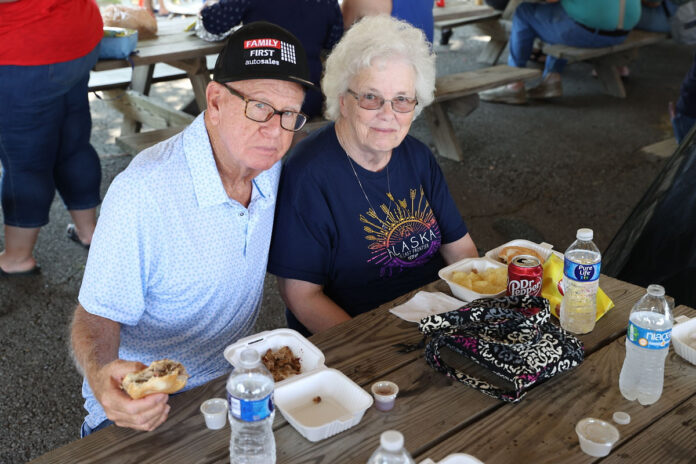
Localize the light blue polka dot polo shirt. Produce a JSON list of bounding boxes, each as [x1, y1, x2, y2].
[[78, 113, 281, 428]]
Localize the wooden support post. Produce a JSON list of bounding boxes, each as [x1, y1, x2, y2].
[[592, 56, 626, 98], [424, 94, 479, 162], [122, 64, 155, 135], [470, 20, 511, 65]]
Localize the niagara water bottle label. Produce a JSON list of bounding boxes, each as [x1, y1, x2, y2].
[[227, 392, 274, 422], [564, 259, 600, 282], [627, 321, 672, 350]]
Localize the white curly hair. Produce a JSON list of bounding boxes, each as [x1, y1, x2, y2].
[[321, 15, 436, 121]]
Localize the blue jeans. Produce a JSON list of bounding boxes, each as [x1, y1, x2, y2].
[[672, 113, 696, 144], [0, 45, 102, 227], [80, 419, 114, 438], [508, 3, 630, 76], [636, 2, 678, 34]]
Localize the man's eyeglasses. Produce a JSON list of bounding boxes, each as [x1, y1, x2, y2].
[[220, 83, 307, 132], [346, 89, 418, 113]]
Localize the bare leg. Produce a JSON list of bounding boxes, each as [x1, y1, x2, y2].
[[158, 0, 169, 15], [0, 225, 40, 273], [68, 207, 97, 246]]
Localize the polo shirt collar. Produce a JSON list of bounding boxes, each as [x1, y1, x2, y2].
[[183, 113, 278, 208], [183, 114, 228, 208]]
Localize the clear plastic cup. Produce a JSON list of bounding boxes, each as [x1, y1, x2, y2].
[[575, 417, 620, 457], [200, 398, 228, 430], [371, 380, 399, 412]]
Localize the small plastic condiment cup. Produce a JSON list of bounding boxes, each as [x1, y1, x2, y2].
[[371, 380, 399, 412], [575, 417, 620, 457], [200, 398, 228, 430]]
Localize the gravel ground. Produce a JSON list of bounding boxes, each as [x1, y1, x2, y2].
[[0, 28, 692, 463]]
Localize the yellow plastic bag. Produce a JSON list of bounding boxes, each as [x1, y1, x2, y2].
[[542, 253, 614, 320]]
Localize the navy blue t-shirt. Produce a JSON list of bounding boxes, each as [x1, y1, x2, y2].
[[268, 123, 468, 333]]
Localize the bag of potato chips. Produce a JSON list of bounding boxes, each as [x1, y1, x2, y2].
[[542, 253, 614, 320]]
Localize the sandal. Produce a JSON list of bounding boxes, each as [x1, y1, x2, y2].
[[0, 265, 41, 277], [66, 224, 90, 250], [529, 48, 547, 64]]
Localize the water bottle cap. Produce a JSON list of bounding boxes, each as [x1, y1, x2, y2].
[[612, 411, 631, 425], [238, 348, 261, 368], [576, 228, 593, 241], [380, 430, 405, 452], [646, 284, 665, 297]]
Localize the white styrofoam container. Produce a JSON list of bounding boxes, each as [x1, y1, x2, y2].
[[419, 454, 484, 464], [274, 368, 373, 442], [438, 257, 507, 302], [224, 328, 324, 388], [484, 239, 558, 264], [672, 315, 696, 365], [224, 328, 373, 441]]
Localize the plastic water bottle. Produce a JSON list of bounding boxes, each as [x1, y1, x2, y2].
[[367, 430, 415, 464], [227, 348, 276, 464], [560, 228, 601, 334], [619, 284, 673, 405]]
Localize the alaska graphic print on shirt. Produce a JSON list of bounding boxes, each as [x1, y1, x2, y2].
[[361, 186, 442, 277]]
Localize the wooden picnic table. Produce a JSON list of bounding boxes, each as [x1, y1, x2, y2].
[[93, 16, 224, 136], [30, 275, 696, 463]]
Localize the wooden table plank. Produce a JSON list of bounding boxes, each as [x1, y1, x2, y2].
[[602, 394, 696, 463], [415, 305, 696, 464], [94, 17, 222, 72], [433, 4, 497, 22]]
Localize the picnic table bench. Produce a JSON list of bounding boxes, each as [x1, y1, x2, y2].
[[541, 30, 668, 98], [89, 16, 224, 153], [425, 64, 541, 162]]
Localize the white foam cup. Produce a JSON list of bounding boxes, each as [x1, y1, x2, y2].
[[200, 398, 228, 430], [371, 380, 399, 412]]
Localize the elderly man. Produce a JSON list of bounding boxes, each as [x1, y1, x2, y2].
[[70, 22, 314, 436]]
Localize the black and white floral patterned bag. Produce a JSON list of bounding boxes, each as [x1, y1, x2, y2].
[[418, 295, 584, 403]]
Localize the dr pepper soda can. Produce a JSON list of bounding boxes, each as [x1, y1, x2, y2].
[[507, 255, 543, 297]]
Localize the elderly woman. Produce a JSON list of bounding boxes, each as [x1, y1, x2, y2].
[[268, 15, 478, 335]]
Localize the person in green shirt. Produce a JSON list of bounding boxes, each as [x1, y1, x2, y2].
[[480, 0, 641, 104]]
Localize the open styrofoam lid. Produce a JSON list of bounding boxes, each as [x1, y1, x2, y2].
[[223, 328, 325, 386], [484, 239, 559, 264]]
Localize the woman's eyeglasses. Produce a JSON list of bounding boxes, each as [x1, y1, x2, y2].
[[346, 89, 418, 113]]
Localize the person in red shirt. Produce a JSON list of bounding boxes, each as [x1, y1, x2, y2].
[[0, 0, 103, 275]]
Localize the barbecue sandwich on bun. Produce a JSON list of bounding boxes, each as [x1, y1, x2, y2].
[[121, 359, 188, 399]]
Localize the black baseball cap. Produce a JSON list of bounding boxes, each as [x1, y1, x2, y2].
[[213, 21, 317, 90]]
